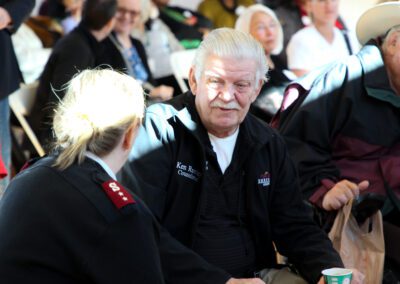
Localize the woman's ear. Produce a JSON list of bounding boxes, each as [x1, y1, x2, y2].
[[122, 123, 139, 151]]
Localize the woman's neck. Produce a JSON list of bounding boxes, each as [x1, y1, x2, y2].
[[116, 33, 132, 49], [266, 54, 275, 69], [315, 23, 335, 44]]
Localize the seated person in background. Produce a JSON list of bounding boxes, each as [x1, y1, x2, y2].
[[0, 68, 261, 284], [274, 2, 400, 279], [130, 0, 183, 95], [39, 0, 82, 34], [151, 0, 212, 48], [100, 0, 173, 102], [39, 0, 68, 19], [120, 28, 364, 284], [197, 0, 254, 29], [11, 23, 52, 84], [258, 0, 348, 69], [30, 0, 117, 149], [235, 4, 294, 122], [60, 0, 84, 34], [286, 0, 359, 78]]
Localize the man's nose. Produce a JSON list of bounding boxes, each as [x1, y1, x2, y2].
[[218, 84, 235, 101]]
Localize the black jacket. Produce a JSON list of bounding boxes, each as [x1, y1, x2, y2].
[[120, 92, 343, 283], [0, 0, 34, 99], [0, 156, 230, 283]]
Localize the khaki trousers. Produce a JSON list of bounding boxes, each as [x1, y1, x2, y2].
[[259, 267, 308, 284]]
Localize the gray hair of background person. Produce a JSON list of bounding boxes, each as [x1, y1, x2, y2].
[[52, 69, 145, 170], [192, 28, 269, 89], [234, 4, 284, 55], [81, 0, 118, 30]]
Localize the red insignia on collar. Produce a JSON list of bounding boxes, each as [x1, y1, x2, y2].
[[102, 180, 135, 209]]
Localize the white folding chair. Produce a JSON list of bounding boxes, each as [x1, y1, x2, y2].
[[170, 49, 197, 93], [9, 81, 45, 157]]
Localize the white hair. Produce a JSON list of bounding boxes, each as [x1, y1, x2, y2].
[[193, 28, 268, 88], [235, 4, 284, 55], [52, 69, 145, 169]]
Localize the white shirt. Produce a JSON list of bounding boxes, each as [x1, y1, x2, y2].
[[208, 128, 239, 174], [286, 25, 360, 73]]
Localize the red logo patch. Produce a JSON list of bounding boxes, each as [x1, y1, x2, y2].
[[102, 180, 135, 209]]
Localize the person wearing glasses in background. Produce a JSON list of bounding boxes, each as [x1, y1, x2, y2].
[[100, 0, 174, 102]]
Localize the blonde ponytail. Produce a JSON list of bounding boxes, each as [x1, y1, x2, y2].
[[52, 69, 145, 170]]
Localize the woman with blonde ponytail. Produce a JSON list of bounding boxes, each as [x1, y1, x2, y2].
[[0, 69, 250, 284]]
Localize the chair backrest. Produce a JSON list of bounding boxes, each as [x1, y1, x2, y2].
[[9, 81, 39, 116], [170, 49, 197, 93], [9, 82, 45, 157]]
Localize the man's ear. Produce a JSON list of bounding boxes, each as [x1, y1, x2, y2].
[[387, 31, 400, 51], [188, 67, 197, 95], [251, 79, 264, 103]]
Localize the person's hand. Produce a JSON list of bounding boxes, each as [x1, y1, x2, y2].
[[226, 277, 265, 284], [0, 7, 12, 30], [150, 85, 174, 101], [317, 268, 365, 284], [322, 179, 369, 211]]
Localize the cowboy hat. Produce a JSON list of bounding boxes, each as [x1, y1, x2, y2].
[[356, 1, 400, 45]]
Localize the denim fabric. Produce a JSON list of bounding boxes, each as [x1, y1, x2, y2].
[[0, 97, 11, 197]]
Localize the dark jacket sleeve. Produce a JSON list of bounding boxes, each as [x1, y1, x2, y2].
[[277, 61, 356, 204], [2, 0, 35, 32], [267, 134, 343, 283], [49, 41, 95, 99], [84, 205, 166, 284]]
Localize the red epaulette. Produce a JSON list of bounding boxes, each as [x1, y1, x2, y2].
[[101, 179, 136, 209]]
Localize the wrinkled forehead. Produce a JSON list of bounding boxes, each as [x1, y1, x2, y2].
[[202, 54, 258, 81], [251, 11, 276, 25], [117, 0, 140, 9]]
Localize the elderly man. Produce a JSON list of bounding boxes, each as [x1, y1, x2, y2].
[[274, 2, 400, 279], [120, 28, 361, 284]]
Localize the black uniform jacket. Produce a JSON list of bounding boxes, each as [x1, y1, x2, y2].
[[0, 0, 34, 99], [120, 92, 343, 283], [0, 156, 230, 284]]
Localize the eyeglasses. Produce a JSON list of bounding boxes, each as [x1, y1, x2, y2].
[[116, 7, 140, 18]]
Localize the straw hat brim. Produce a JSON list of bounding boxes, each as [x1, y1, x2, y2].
[[356, 1, 400, 45]]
